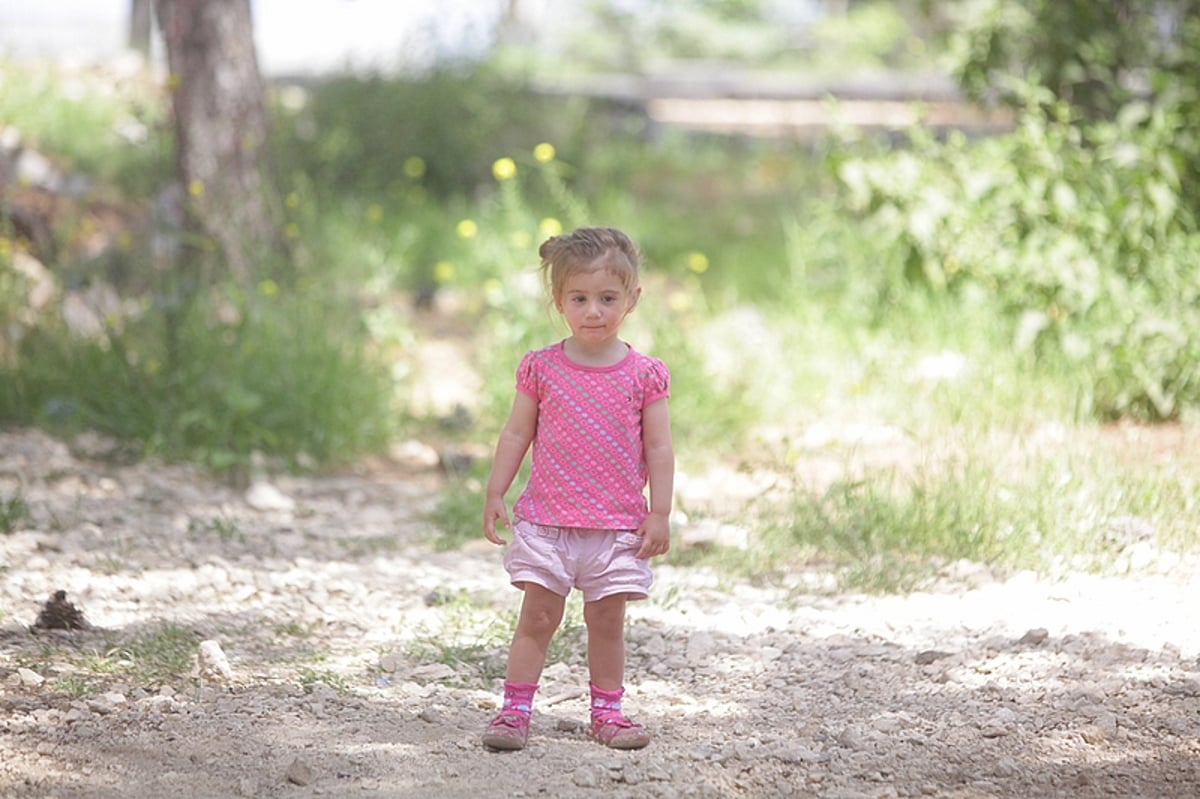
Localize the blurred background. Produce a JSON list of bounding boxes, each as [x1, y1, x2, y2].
[[2, 0, 1199, 588]]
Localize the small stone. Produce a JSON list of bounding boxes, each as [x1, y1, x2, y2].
[[980, 720, 1009, 738], [198, 640, 235, 683], [774, 746, 823, 764], [86, 693, 126, 715], [1018, 628, 1049, 646], [245, 481, 295, 512], [409, 663, 456, 682], [915, 650, 952, 665], [17, 668, 45, 687], [285, 757, 314, 786], [572, 766, 600, 788], [686, 630, 717, 663], [1164, 679, 1200, 697]]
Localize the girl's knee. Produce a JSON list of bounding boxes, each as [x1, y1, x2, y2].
[[584, 594, 627, 628], [519, 588, 566, 634]]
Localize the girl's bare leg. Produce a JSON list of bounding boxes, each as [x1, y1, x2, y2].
[[583, 593, 628, 690], [505, 583, 566, 683]]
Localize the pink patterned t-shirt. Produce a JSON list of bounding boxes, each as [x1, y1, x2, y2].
[[512, 341, 670, 530]]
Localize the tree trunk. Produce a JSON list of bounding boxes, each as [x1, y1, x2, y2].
[[154, 0, 280, 287], [128, 0, 153, 56]]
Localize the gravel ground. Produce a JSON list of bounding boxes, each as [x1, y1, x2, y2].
[[2, 427, 1199, 799]]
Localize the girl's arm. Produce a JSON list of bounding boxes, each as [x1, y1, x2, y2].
[[483, 391, 539, 545], [636, 396, 674, 559]]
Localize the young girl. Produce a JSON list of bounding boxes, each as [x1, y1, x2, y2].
[[481, 226, 674, 751]]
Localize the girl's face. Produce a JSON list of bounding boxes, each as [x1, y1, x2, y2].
[[554, 267, 640, 347]]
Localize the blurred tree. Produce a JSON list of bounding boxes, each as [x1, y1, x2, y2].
[[154, 0, 282, 287], [129, 0, 153, 56], [951, 0, 1200, 120], [948, 1, 1200, 218]]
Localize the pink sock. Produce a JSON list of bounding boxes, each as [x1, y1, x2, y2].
[[501, 681, 538, 717], [589, 682, 625, 722]]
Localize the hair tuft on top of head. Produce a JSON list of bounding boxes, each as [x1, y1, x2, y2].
[[539, 227, 641, 300]]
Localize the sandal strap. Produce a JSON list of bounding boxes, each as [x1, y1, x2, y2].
[[593, 709, 639, 729], [492, 711, 529, 728]]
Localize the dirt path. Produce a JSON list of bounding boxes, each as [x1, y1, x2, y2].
[[1, 427, 1198, 799]]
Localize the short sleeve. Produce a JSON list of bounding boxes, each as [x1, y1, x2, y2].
[[641, 357, 670, 407], [515, 351, 539, 398]]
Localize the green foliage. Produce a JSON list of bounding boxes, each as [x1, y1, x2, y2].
[[804, 1, 926, 72], [272, 60, 599, 201], [404, 597, 514, 687], [0, 493, 32, 534], [0, 285, 397, 469], [81, 623, 198, 686], [732, 438, 1196, 593], [0, 61, 169, 195], [50, 674, 99, 698], [298, 666, 352, 695], [837, 84, 1200, 420], [948, 2, 1200, 219]]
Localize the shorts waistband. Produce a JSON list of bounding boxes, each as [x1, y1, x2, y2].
[[516, 519, 635, 535]]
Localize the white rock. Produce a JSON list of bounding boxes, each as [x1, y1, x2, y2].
[[685, 630, 717, 663], [198, 640, 235, 683], [245, 481, 295, 512], [17, 668, 45, 687]]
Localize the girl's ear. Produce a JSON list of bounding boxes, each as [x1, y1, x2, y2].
[[628, 285, 643, 312]]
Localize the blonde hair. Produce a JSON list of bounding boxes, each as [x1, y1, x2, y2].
[[538, 227, 641, 302]]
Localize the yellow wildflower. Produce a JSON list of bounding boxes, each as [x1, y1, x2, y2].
[[538, 217, 562, 239], [403, 156, 426, 179], [456, 219, 478, 239], [492, 157, 517, 182], [533, 142, 556, 164]]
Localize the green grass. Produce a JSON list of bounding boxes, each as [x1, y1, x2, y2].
[[401, 591, 586, 687], [100, 623, 198, 684], [0, 61, 169, 194], [298, 666, 352, 695], [684, 427, 1200, 593], [0, 494, 32, 535], [12, 623, 203, 692]]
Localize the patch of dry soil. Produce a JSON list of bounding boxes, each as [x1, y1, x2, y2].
[[1, 428, 1199, 799]]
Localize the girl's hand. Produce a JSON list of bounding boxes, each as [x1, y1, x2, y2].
[[635, 512, 671, 559], [483, 496, 511, 546]]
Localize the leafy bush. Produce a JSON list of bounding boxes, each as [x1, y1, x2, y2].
[[0, 61, 169, 196], [836, 82, 1200, 420], [0, 285, 396, 469]]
